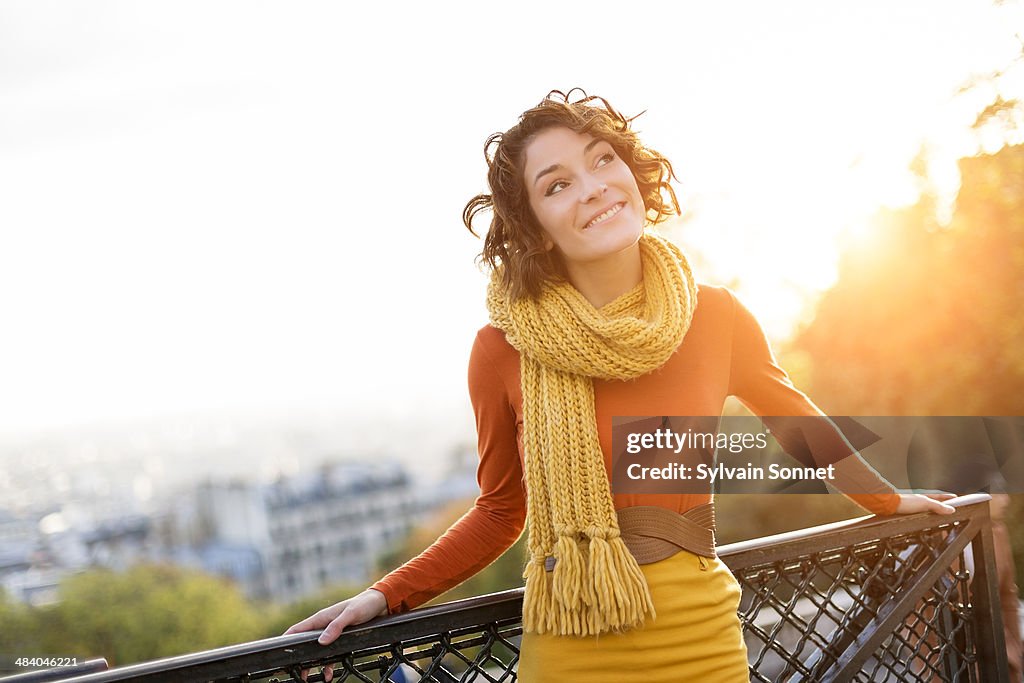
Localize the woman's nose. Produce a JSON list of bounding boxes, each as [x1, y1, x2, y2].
[[579, 176, 608, 203]]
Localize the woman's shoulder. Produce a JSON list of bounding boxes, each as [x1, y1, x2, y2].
[[685, 284, 756, 348], [474, 323, 515, 352], [472, 324, 520, 369], [694, 283, 741, 321], [696, 282, 733, 304], [469, 325, 521, 399]]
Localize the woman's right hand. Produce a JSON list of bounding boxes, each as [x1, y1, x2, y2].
[[283, 588, 389, 681]]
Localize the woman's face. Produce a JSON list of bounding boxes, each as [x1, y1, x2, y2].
[[522, 127, 646, 269]]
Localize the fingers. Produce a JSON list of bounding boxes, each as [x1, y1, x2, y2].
[[298, 664, 334, 682], [925, 492, 958, 513], [286, 615, 326, 683], [285, 602, 348, 637], [283, 602, 351, 681], [897, 493, 958, 516], [928, 497, 956, 514], [282, 594, 379, 678], [285, 614, 329, 636], [284, 618, 316, 636], [318, 612, 352, 645]]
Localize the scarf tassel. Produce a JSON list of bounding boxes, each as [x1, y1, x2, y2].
[[523, 533, 656, 636], [522, 558, 554, 634]]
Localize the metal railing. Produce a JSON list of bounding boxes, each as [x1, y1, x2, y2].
[[11, 494, 1010, 683]]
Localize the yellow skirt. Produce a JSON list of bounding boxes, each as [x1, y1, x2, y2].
[[516, 550, 750, 682]]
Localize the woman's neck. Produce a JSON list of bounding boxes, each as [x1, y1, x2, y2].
[[565, 242, 643, 309]]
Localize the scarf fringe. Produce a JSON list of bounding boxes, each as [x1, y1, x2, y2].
[[523, 533, 657, 636], [522, 559, 554, 633]]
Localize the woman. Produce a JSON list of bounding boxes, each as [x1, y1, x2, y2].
[[287, 90, 957, 682]]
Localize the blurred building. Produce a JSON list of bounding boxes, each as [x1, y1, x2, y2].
[[193, 460, 424, 602], [0, 505, 154, 605], [0, 436, 479, 607]]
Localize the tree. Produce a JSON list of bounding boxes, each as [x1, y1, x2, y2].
[[792, 143, 1024, 584], [48, 564, 263, 666], [793, 144, 1024, 416]]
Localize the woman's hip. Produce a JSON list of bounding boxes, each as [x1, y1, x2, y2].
[[517, 549, 749, 682]]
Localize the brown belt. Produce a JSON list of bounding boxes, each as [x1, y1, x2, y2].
[[544, 503, 717, 571]]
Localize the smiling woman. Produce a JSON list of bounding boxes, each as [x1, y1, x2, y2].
[[284, 89, 957, 683], [463, 90, 681, 303], [519, 127, 648, 307]]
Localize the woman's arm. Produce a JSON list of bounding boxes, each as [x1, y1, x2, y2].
[[725, 289, 954, 516], [368, 329, 527, 613], [285, 329, 527, 646]]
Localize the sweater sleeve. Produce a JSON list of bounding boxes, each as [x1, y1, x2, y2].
[[725, 289, 901, 516], [370, 330, 527, 613]]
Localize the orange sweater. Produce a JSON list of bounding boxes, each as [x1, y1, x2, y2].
[[371, 285, 900, 614]]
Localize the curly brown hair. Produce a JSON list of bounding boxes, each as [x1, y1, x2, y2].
[[463, 89, 681, 300]]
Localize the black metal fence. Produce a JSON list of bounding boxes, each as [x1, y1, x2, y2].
[[8, 494, 1010, 683]]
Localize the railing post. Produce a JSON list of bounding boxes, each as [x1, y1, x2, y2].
[[969, 500, 1011, 682]]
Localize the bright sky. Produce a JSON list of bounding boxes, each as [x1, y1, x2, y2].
[[1, 0, 1020, 435]]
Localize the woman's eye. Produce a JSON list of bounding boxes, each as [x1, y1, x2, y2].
[[545, 180, 568, 196], [596, 152, 615, 167]]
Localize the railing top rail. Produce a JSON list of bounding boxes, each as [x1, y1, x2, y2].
[[717, 493, 989, 558]]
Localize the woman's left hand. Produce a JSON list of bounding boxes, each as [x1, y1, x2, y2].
[[894, 492, 958, 515]]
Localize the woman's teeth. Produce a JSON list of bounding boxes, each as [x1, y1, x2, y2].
[[585, 203, 623, 229]]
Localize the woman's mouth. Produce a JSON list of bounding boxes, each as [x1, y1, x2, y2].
[[584, 202, 625, 230]]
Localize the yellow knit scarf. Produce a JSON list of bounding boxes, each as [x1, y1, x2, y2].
[[486, 231, 698, 636]]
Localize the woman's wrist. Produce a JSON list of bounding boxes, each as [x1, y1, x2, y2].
[[364, 588, 389, 616]]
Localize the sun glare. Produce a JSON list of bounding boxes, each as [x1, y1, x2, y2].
[[1, 1, 1019, 431]]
